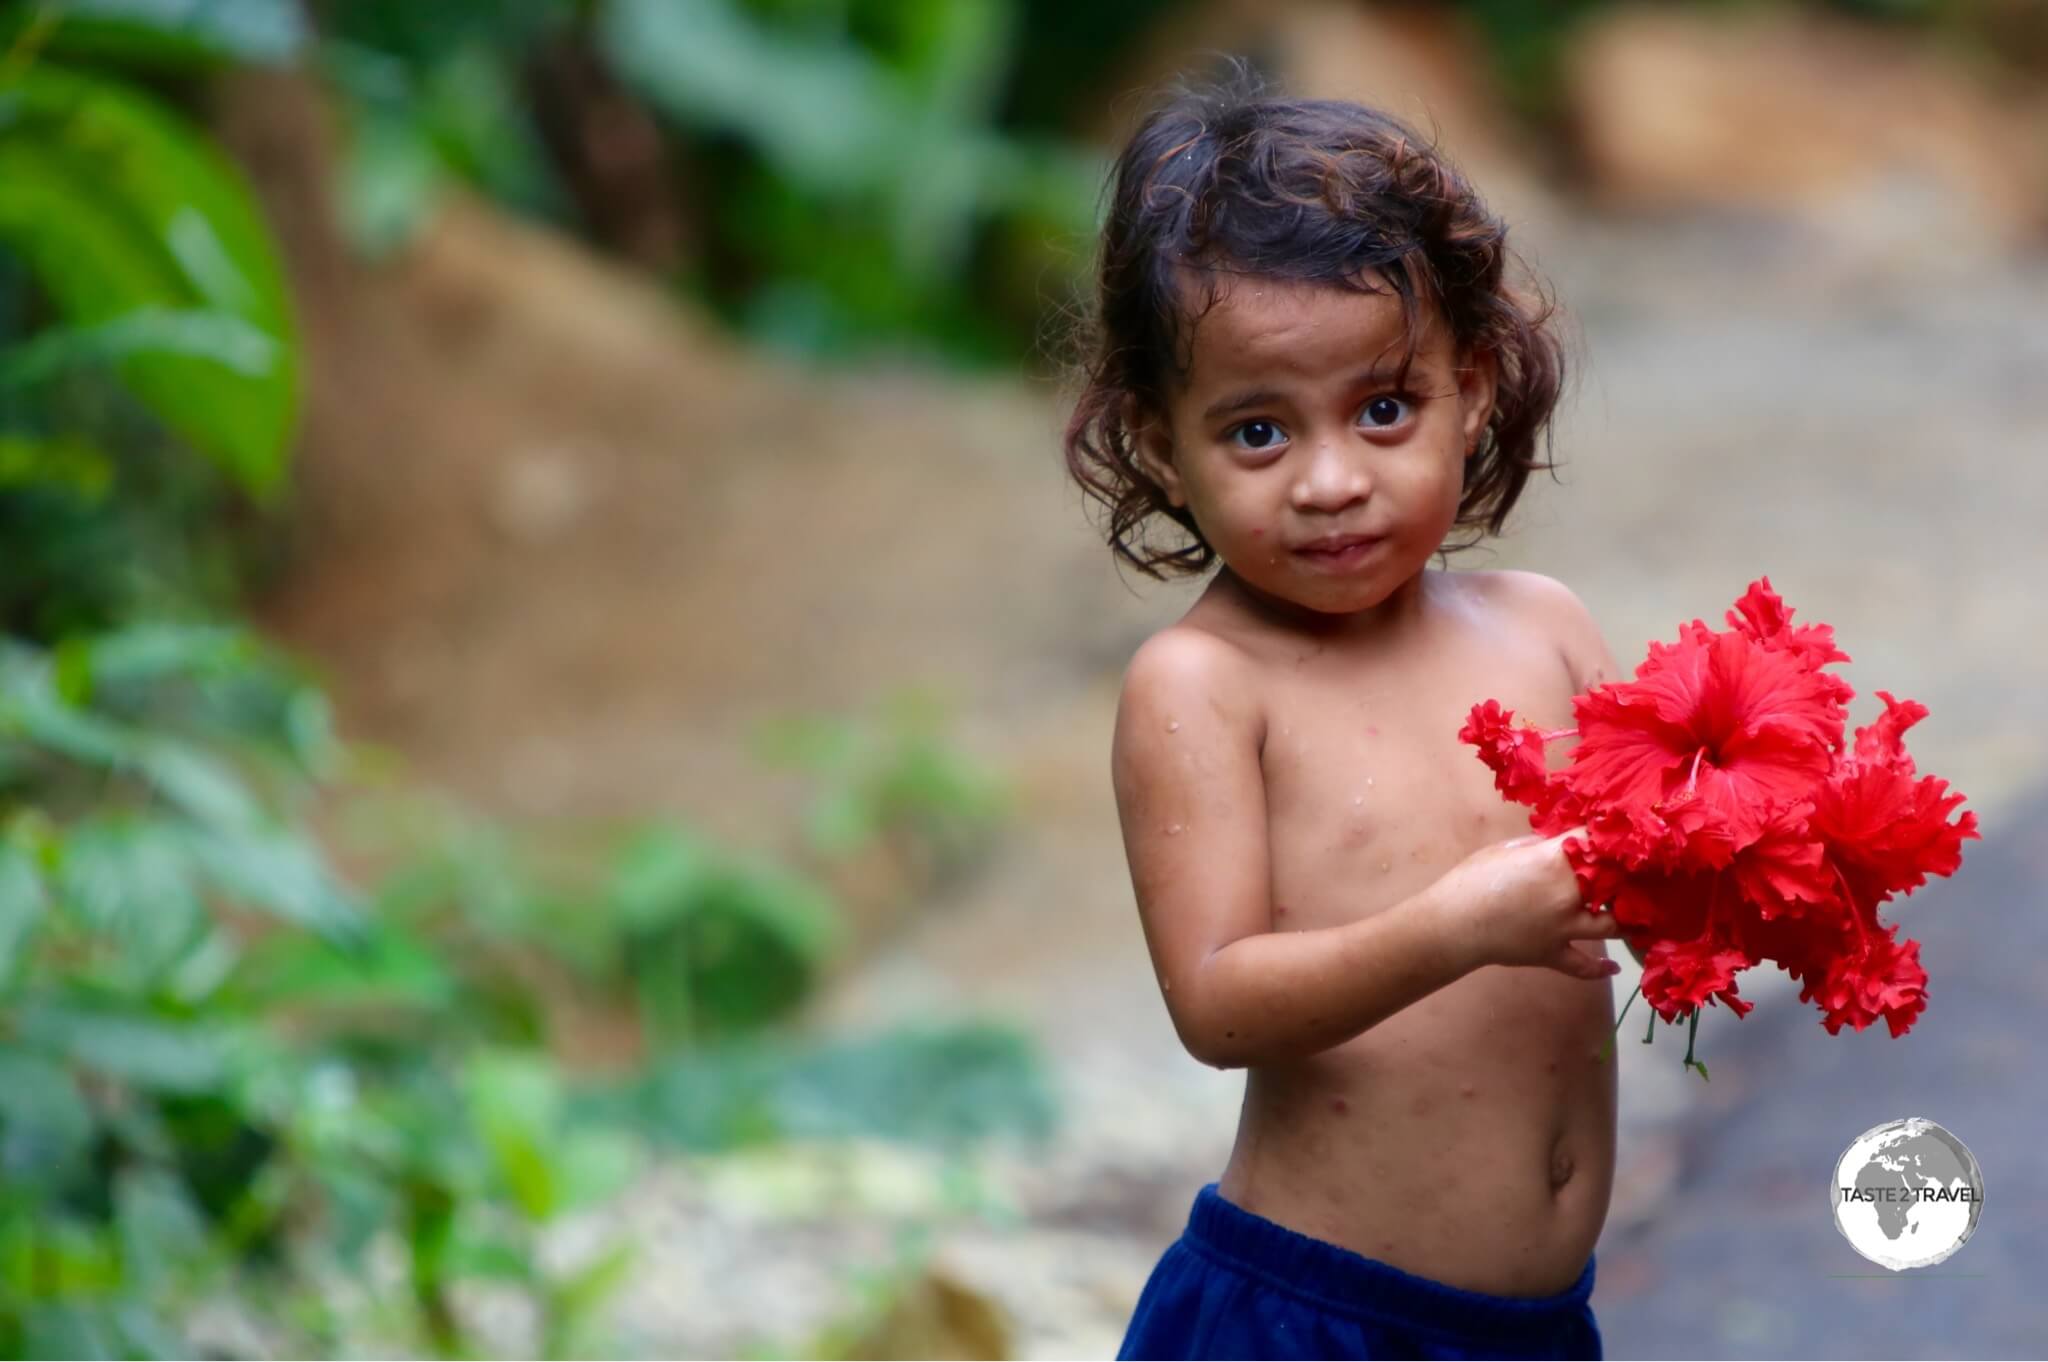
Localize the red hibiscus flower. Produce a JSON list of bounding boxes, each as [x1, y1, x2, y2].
[[1461, 577, 1977, 1056]]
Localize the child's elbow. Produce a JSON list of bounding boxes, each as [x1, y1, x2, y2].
[[1168, 997, 1252, 1071]]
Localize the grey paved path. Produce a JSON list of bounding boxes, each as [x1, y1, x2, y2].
[[1592, 790, 2048, 1359]]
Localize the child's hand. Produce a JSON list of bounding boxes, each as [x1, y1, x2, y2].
[[1430, 829, 1624, 982]]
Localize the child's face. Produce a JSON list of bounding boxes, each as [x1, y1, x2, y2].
[[1130, 273, 1496, 618]]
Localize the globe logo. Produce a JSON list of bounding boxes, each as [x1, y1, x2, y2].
[[1831, 1117, 1983, 1271]]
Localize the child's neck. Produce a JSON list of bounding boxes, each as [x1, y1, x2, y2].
[[1212, 562, 1436, 643]]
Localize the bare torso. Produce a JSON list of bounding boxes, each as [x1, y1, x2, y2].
[[1185, 566, 1618, 1297]]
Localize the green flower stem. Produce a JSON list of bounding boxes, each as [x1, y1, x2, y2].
[[1683, 1006, 1709, 1082], [1596, 983, 1642, 1063]]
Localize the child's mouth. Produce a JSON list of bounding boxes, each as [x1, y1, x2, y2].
[[1293, 535, 1384, 571]]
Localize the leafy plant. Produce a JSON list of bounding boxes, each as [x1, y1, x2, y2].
[[0, 60, 299, 491], [754, 688, 1011, 888]]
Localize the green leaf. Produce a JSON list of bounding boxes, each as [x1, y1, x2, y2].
[[185, 825, 361, 938], [553, 1129, 640, 1212], [602, 0, 903, 193], [19, 1003, 237, 1094], [0, 839, 47, 978], [0, 66, 299, 491], [134, 737, 261, 829], [0, 0, 310, 68], [0, 306, 281, 389], [465, 1052, 562, 1220], [334, 107, 443, 257], [0, 1047, 97, 1176], [652, 854, 842, 1039], [53, 816, 204, 972], [606, 823, 713, 934], [114, 1167, 209, 1293], [81, 622, 248, 678], [0, 432, 114, 497], [227, 918, 453, 1013], [23, 1301, 121, 1361], [0, 655, 132, 765]]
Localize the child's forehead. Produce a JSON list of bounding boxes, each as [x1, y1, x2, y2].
[[1177, 272, 1445, 382]]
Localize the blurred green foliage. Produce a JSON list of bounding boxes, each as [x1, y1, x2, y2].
[[313, 0, 1110, 368], [0, 3, 1043, 1354], [754, 687, 1011, 884]]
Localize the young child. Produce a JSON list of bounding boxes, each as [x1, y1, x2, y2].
[[1062, 64, 1636, 1360]]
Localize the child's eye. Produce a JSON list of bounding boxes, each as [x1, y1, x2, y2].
[[1359, 394, 1414, 429], [1227, 419, 1286, 452]]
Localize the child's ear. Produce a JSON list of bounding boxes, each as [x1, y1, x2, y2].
[[1456, 347, 1500, 457], [1122, 394, 1187, 508]]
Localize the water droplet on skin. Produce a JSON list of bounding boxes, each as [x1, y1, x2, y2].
[[1163, 979, 1173, 992], [1165, 824, 1184, 837], [1353, 796, 1364, 807], [1166, 720, 1180, 733], [1380, 861, 1391, 873], [1366, 777, 1374, 787]]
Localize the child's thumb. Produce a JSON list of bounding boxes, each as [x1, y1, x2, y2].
[[1548, 944, 1621, 982]]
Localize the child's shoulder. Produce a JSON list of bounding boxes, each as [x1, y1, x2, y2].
[[1454, 566, 1590, 617], [1117, 622, 1260, 709], [1112, 622, 1266, 745], [1453, 568, 1613, 691]]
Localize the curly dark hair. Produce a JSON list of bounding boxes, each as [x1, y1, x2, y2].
[[1055, 58, 1572, 579]]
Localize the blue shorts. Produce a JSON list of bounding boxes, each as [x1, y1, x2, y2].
[[1118, 1183, 1603, 1360]]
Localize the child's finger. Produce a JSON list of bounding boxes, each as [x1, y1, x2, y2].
[[1545, 944, 1621, 982], [1568, 907, 1625, 939]]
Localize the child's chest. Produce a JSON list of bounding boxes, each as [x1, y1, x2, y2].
[[1255, 619, 1579, 932]]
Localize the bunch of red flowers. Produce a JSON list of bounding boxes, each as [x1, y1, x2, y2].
[[1460, 578, 1977, 1040]]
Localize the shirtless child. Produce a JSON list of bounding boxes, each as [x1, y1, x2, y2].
[[1061, 69, 1636, 1359]]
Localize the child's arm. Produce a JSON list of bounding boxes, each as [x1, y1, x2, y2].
[[1507, 570, 1648, 970], [1113, 629, 1621, 1072]]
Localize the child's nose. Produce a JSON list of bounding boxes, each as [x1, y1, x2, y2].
[[1290, 440, 1371, 512]]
